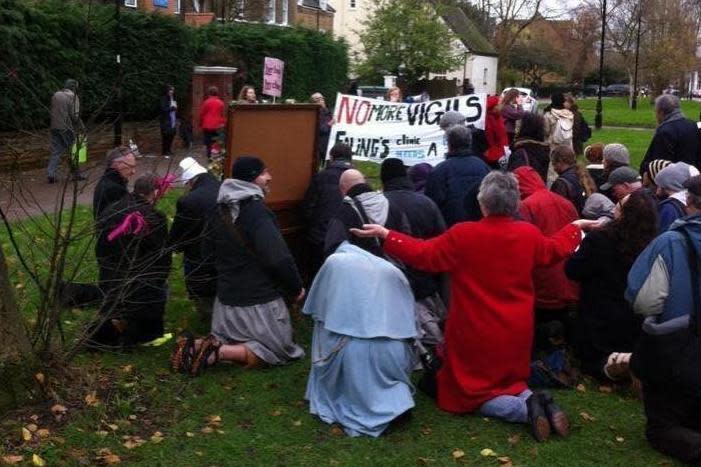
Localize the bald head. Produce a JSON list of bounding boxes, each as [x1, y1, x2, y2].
[[339, 169, 365, 196]]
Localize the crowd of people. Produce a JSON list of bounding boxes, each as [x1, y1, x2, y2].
[[66, 88, 701, 465]]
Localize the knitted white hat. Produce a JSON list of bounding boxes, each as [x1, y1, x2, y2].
[[179, 157, 207, 183]]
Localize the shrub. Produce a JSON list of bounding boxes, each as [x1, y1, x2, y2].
[[0, 0, 348, 130]]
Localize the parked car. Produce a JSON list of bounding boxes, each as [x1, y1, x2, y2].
[[582, 84, 603, 97], [604, 84, 631, 96], [500, 87, 538, 113], [357, 86, 389, 99]]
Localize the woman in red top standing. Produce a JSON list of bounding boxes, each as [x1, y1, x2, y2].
[[484, 95, 509, 168], [352, 171, 587, 442], [199, 86, 226, 159]]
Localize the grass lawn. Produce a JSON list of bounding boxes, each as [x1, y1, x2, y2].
[[0, 194, 680, 466], [577, 97, 700, 129]]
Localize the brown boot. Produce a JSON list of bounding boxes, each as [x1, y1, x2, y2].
[[526, 393, 551, 442], [540, 391, 570, 438]]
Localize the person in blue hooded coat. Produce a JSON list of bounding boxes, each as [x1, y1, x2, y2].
[[304, 242, 418, 437]]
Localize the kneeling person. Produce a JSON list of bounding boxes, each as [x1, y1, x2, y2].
[[304, 242, 417, 437]]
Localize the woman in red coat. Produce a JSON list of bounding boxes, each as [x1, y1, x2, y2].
[[484, 95, 509, 167], [352, 171, 586, 442]]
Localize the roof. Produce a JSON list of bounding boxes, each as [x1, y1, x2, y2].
[[431, 2, 497, 56], [300, 0, 336, 13]]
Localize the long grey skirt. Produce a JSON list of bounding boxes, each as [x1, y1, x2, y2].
[[211, 297, 305, 365]]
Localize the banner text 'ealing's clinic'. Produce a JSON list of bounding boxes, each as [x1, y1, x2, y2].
[[327, 93, 486, 166]]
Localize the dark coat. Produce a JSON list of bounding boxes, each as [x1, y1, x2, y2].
[[168, 173, 220, 298], [508, 139, 551, 183], [159, 95, 177, 132], [317, 107, 333, 163], [93, 168, 128, 220], [640, 116, 701, 174], [212, 198, 303, 307], [424, 148, 490, 226], [565, 229, 642, 379], [302, 160, 352, 245], [551, 166, 585, 215], [98, 194, 172, 322], [324, 184, 409, 257], [383, 176, 447, 299]]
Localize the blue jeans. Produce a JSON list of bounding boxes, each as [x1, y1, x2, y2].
[[47, 129, 76, 178], [479, 389, 533, 423]]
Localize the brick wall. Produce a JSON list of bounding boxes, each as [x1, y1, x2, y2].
[[294, 6, 334, 33], [0, 121, 166, 172]]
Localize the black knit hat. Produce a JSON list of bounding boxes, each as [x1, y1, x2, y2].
[[380, 158, 407, 184], [232, 156, 266, 182]]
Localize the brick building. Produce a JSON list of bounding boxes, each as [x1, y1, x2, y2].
[[117, 0, 334, 31]]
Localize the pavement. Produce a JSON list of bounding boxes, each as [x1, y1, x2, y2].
[[0, 147, 209, 221]]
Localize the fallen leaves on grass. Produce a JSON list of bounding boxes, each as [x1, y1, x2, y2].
[[37, 429, 50, 438], [497, 456, 513, 467], [579, 411, 596, 422], [150, 432, 164, 443], [1, 455, 24, 464], [615, 436, 625, 443], [330, 426, 344, 437], [420, 426, 432, 436], [122, 435, 146, 449], [95, 448, 121, 465], [50, 404, 67, 421], [21, 427, 32, 441], [292, 420, 302, 427], [95, 431, 109, 438], [417, 457, 435, 464], [507, 433, 521, 445], [34, 373, 45, 385], [576, 383, 587, 392], [480, 448, 497, 457], [270, 409, 282, 417], [201, 427, 214, 434], [31, 454, 46, 466], [84, 391, 100, 407], [451, 449, 465, 459], [185, 432, 195, 438], [598, 385, 613, 394]]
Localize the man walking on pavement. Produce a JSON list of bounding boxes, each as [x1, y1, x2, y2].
[[47, 79, 86, 183]]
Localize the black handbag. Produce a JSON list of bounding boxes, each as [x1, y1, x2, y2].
[[630, 228, 701, 396]]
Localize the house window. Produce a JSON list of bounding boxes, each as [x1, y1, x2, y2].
[[282, 0, 289, 24], [175, 0, 180, 13], [124, 0, 137, 7], [266, 0, 275, 23], [349, 0, 356, 9], [153, 0, 168, 8]]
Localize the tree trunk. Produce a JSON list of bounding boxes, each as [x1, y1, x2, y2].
[[0, 242, 36, 412]]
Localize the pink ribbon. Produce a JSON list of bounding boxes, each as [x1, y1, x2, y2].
[[154, 173, 178, 202], [107, 211, 147, 242]]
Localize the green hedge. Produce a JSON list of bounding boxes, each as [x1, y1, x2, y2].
[[0, 0, 348, 131]]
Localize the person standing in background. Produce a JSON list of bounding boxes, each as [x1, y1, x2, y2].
[[199, 86, 226, 159], [47, 79, 86, 183], [159, 84, 177, 157]]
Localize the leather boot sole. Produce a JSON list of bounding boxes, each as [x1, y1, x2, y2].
[[533, 414, 551, 442], [549, 410, 570, 438]]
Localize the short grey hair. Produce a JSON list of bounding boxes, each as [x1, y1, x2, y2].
[[447, 125, 472, 152], [655, 94, 680, 117], [105, 146, 132, 166], [477, 171, 520, 217], [602, 143, 630, 165]]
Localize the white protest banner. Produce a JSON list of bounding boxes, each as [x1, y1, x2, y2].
[[263, 57, 284, 98], [327, 93, 486, 166]]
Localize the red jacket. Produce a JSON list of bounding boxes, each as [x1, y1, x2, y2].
[[199, 96, 225, 131], [515, 166, 580, 309], [484, 95, 508, 164], [384, 217, 581, 413]]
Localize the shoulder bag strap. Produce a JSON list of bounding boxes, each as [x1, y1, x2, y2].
[[679, 228, 700, 336]]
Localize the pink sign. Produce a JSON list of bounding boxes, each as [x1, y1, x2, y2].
[[263, 57, 284, 98]]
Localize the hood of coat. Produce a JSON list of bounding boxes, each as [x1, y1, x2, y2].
[[550, 108, 574, 127], [514, 165, 545, 199], [347, 191, 389, 225], [217, 178, 264, 223]]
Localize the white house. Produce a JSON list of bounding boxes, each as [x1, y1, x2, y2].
[[330, 0, 498, 95]]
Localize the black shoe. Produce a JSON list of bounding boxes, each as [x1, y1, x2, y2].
[[47, 176, 56, 184], [526, 393, 551, 442], [539, 391, 570, 438]]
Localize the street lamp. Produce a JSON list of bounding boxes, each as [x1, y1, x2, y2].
[[595, 0, 606, 130], [631, 1, 642, 110]]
